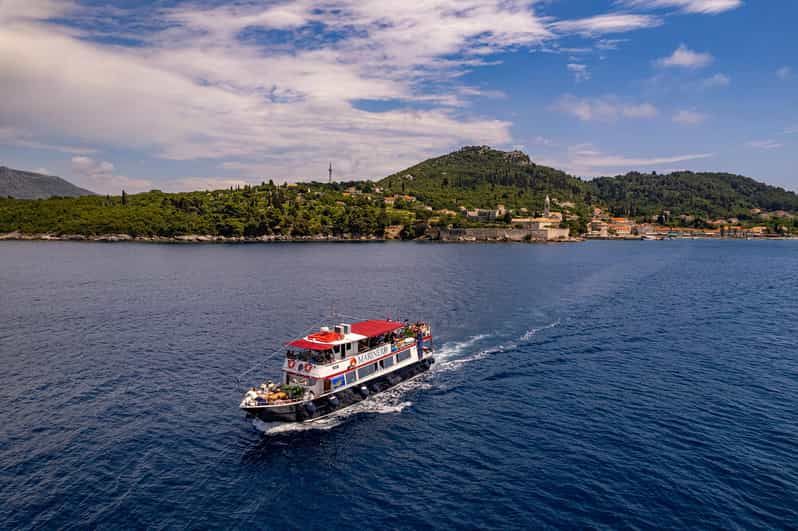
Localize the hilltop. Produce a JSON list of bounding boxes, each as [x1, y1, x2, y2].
[[0, 166, 95, 199], [379, 146, 590, 213]]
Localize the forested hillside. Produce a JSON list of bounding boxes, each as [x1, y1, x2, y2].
[[0, 183, 385, 238], [379, 146, 591, 213], [592, 171, 798, 219]]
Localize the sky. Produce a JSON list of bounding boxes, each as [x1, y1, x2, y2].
[[0, 0, 796, 194]]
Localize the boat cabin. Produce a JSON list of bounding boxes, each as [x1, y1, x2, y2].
[[280, 319, 431, 399]]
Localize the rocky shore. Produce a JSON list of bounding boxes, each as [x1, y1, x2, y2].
[[0, 231, 384, 243]]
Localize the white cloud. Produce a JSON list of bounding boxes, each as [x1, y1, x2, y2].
[[537, 143, 713, 176], [551, 13, 662, 36], [159, 177, 254, 193], [596, 39, 629, 50], [0, 0, 558, 181], [0, 0, 76, 23], [70, 156, 152, 194], [702, 73, 730, 88], [656, 44, 714, 69], [776, 66, 792, 80], [0, 127, 96, 155], [531, 135, 555, 146], [673, 109, 707, 124], [553, 95, 658, 121], [624, 103, 659, 118], [567, 63, 591, 82], [619, 0, 742, 14], [746, 139, 783, 150]]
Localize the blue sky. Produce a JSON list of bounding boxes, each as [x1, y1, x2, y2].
[[0, 0, 795, 193]]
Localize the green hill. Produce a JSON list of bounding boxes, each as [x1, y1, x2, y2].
[[0, 166, 95, 199], [378, 146, 590, 213], [379, 146, 797, 224], [591, 171, 798, 220]]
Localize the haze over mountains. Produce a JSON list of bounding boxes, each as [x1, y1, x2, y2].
[[0, 167, 94, 200]]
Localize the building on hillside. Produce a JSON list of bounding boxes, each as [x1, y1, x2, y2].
[[608, 217, 634, 236], [587, 219, 609, 238], [437, 226, 569, 242], [510, 216, 569, 240], [466, 208, 501, 222]]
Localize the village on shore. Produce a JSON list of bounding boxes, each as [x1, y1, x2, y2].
[[381, 192, 796, 243]]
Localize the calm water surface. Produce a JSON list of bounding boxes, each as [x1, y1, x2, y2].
[[1, 241, 797, 529]]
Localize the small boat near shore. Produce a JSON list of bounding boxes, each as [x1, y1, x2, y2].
[[240, 319, 433, 424]]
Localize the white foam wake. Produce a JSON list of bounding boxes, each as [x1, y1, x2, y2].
[[520, 320, 560, 341]]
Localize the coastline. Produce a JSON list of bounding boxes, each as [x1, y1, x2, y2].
[[1, 231, 795, 244], [0, 232, 386, 244]]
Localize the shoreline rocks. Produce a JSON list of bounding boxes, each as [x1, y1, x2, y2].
[[0, 232, 386, 243]]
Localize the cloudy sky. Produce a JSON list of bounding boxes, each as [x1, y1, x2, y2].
[[0, 0, 795, 193]]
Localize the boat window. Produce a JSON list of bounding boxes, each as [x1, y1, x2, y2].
[[345, 370, 357, 385], [357, 363, 377, 379], [397, 351, 411, 363], [381, 356, 394, 369], [311, 350, 334, 365]]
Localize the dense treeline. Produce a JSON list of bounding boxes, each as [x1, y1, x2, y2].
[[0, 182, 387, 238], [592, 171, 798, 220]]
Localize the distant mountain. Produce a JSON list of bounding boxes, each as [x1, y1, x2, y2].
[[591, 171, 798, 219], [0, 166, 95, 199], [378, 146, 590, 212]]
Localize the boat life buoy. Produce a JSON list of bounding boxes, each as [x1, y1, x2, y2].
[[349, 358, 357, 369], [308, 331, 343, 342], [304, 363, 313, 372], [288, 359, 296, 369]]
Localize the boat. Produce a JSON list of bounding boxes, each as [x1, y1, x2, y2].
[[240, 319, 433, 423]]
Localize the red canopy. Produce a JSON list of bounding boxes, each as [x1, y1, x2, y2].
[[287, 339, 332, 351], [351, 320, 403, 338]]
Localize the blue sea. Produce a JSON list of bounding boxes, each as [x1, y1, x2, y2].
[[1, 241, 797, 529]]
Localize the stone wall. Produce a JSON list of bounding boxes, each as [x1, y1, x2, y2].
[[437, 227, 566, 242]]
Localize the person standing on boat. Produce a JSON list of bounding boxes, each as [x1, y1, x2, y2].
[[416, 329, 424, 359]]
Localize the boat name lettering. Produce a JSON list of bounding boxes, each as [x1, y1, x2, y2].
[[357, 344, 390, 364]]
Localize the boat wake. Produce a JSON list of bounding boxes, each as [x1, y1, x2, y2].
[[254, 323, 558, 435], [520, 320, 560, 342]]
